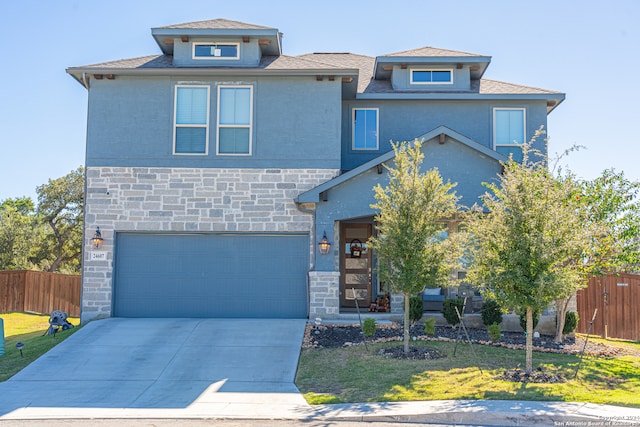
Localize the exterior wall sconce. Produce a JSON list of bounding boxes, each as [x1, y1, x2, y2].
[[91, 227, 104, 249], [318, 231, 331, 255]]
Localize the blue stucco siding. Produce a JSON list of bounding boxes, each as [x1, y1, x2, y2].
[[314, 135, 504, 271], [341, 99, 548, 171], [85, 76, 342, 169]]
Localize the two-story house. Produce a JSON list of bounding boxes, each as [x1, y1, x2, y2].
[[67, 19, 564, 323]]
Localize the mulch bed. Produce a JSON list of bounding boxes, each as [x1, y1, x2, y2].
[[497, 368, 566, 383], [303, 322, 634, 358], [304, 323, 634, 383]]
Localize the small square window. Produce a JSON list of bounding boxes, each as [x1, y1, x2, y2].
[[353, 108, 378, 150], [411, 69, 453, 85], [192, 43, 239, 60]]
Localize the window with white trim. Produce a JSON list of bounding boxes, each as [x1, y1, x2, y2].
[[410, 69, 453, 84], [173, 85, 209, 155], [192, 43, 239, 60], [352, 108, 379, 150], [217, 85, 253, 155], [494, 108, 526, 146]]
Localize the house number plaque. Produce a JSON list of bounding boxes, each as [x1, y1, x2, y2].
[[90, 251, 107, 261]]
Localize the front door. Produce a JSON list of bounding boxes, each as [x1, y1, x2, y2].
[[340, 223, 372, 308]]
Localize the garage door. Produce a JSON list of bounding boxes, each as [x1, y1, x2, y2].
[[113, 233, 309, 318]]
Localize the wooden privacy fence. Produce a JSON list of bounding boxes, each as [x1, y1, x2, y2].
[[576, 273, 640, 341], [0, 270, 81, 317]]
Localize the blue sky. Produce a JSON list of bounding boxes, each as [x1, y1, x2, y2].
[[1, 0, 638, 202]]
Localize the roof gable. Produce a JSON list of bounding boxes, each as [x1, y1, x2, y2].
[[383, 46, 487, 58], [151, 18, 282, 56], [156, 18, 276, 31], [297, 126, 507, 203], [374, 46, 491, 81]]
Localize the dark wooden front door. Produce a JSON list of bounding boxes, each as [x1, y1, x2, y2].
[[340, 223, 372, 308]]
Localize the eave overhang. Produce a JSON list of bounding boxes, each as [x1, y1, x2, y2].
[[374, 55, 491, 80], [65, 65, 360, 90], [355, 92, 565, 113], [151, 27, 282, 56]]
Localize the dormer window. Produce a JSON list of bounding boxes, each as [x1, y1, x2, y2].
[[410, 69, 453, 85], [192, 42, 239, 60]]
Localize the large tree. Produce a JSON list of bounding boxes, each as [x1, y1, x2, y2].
[[465, 130, 599, 373], [0, 197, 39, 270], [582, 168, 640, 272], [547, 169, 640, 343], [368, 141, 460, 353], [36, 167, 84, 273]]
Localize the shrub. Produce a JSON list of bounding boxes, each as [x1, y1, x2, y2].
[[518, 308, 540, 332], [487, 323, 501, 341], [481, 299, 503, 326], [409, 295, 424, 323], [563, 311, 579, 335], [423, 317, 436, 335], [362, 317, 376, 337], [442, 298, 465, 326]]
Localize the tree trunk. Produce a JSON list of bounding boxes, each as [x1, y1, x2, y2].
[[554, 297, 571, 344], [404, 293, 410, 353], [525, 306, 533, 374]]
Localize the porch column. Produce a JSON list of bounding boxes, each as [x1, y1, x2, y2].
[[309, 271, 340, 319]]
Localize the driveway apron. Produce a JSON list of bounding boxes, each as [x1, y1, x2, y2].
[[0, 318, 311, 418]]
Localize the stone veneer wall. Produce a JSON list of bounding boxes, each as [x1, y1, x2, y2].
[[82, 166, 338, 322]]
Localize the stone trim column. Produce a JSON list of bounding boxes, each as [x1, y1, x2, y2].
[[309, 271, 340, 319]]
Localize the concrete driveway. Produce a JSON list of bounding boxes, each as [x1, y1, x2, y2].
[[0, 318, 311, 419]]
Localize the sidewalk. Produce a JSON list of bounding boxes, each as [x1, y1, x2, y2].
[[2, 399, 640, 426]]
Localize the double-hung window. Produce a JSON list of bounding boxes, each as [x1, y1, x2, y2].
[[410, 69, 453, 85], [217, 85, 253, 155], [174, 85, 209, 155], [493, 107, 526, 160], [352, 108, 378, 150]]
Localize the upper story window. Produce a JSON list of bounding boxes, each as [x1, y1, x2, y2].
[[494, 108, 526, 146], [193, 42, 239, 60], [217, 85, 253, 155], [174, 85, 209, 155], [410, 69, 453, 85], [353, 108, 379, 150]]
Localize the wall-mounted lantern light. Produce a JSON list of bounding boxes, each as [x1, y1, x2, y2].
[[318, 231, 331, 255], [91, 227, 103, 249]]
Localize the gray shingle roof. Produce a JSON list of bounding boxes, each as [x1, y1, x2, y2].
[[68, 54, 351, 72], [297, 53, 374, 92], [479, 79, 563, 95], [156, 18, 276, 31], [384, 46, 486, 57]]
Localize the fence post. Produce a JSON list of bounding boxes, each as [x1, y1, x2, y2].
[[0, 318, 4, 356]]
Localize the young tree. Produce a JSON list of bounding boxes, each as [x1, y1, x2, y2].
[[368, 140, 460, 353], [36, 167, 84, 273], [465, 130, 598, 373]]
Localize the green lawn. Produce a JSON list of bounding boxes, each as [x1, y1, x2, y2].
[[0, 312, 80, 381], [296, 339, 640, 407]]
